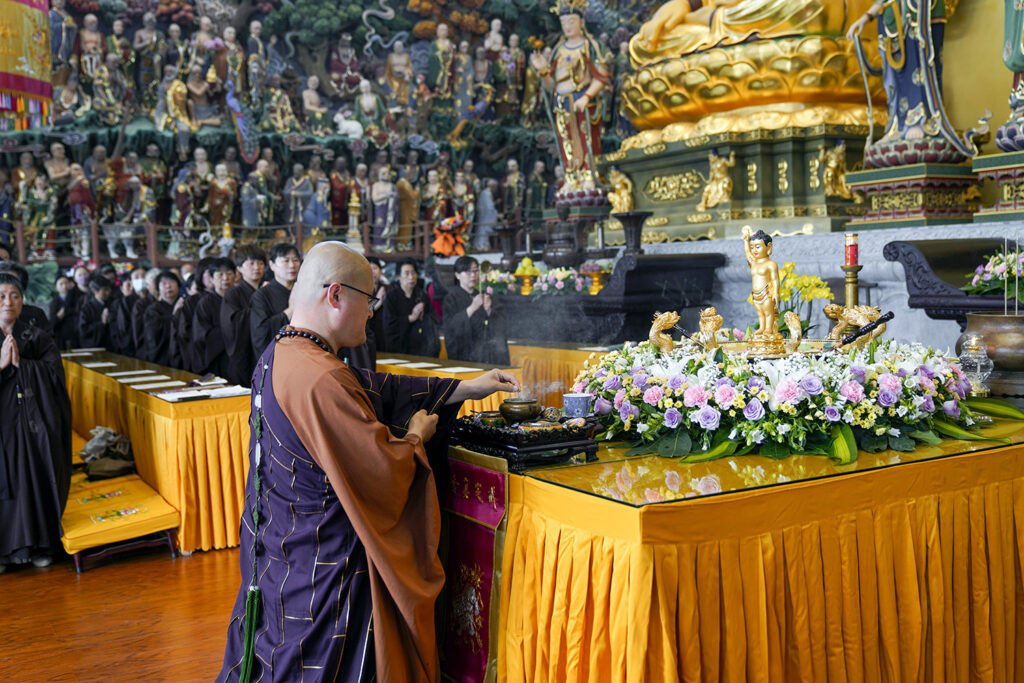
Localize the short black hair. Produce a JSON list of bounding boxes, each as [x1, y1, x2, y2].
[[453, 256, 478, 274], [55, 272, 73, 284], [193, 257, 215, 291], [88, 274, 113, 291], [0, 260, 29, 289], [155, 270, 181, 289], [751, 230, 772, 245], [210, 257, 237, 274], [235, 244, 267, 266], [365, 256, 384, 269], [396, 258, 419, 275], [0, 271, 24, 294], [268, 242, 299, 262]]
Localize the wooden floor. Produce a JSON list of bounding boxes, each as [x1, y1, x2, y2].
[[0, 547, 240, 682]]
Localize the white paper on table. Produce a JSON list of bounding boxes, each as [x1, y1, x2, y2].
[[398, 362, 442, 369], [376, 358, 411, 364], [155, 389, 208, 402], [132, 380, 187, 390], [441, 366, 484, 373], [120, 374, 171, 383], [80, 361, 118, 368], [106, 369, 156, 377], [71, 347, 106, 352], [195, 376, 227, 386], [60, 351, 94, 357], [205, 385, 251, 398], [577, 346, 611, 352]]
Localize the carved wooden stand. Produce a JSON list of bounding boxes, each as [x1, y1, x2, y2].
[[845, 163, 979, 227], [972, 150, 1024, 222]]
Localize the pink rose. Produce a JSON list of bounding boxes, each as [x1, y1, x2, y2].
[[573, 381, 586, 393], [555, 280, 565, 290], [774, 379, 802, 404], [878, 373, 901, 393], [613, 389, 626, 410], [643, 385, 664, 405], [644, 488, 665, 503], [840, 381, 865, 403], [486, 286, 494, 294], [696, 475, 722, 496], [664, 470, 681, 492], [714, 384, 737, 408], [732, 328, 745, 341], [683, 386, 708, 407]]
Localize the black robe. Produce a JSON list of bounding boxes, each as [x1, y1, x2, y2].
[[142, 300, 180, 368], [220, 281, 257, 386], [382, 282, 441, 357], [0, 322, 72, 564], [175, 293, 204, 373], [131, 295, 154, 356], [110, 291, 138, 356], [48, 295, 78, 350], [441, 286, 510, 365], [20, 304, 52, 335], [193, 290, 228, 377], [249, 280, 291, 358], [77, 297, 111, 350]]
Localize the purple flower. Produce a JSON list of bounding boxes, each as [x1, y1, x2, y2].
[[694, 405, 721, 430], [975, 265, 985, 274], [603, 375, 621, 392], [594, 368, 608, 379], [633, 373, 648, 389], [630, 366, 647, 375], [897, 368, 909, 378], [664, 407, 682, 429], [983, 273, 993, 281], [613, 389, 626, 410], [877, 389, 898, 407], [849, 366, 867, 383], [920, 395, 935, 413], [743, 398, 765, 421], [824, 405, 842, 422], [594, 397, 612, 415], [799, 375, 824, 396], [618, 401, 640, 422], [942, 400, 960, 418], [715, 377, 736, 388], [668, 374, 685, 391], [746, 376, 765, 393]]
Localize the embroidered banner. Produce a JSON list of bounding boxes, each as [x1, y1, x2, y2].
[[0, 0, 52, 129]]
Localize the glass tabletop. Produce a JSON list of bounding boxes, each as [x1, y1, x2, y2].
[[522, 419, 1024, 506]]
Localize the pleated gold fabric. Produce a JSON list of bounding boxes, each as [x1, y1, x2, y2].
[[62, 355, 250, 552], [509, 345, 594, 409], [498, 442, 1024, 682]]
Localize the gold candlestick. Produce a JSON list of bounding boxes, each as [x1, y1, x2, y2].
[[841, 264, 863, 308]]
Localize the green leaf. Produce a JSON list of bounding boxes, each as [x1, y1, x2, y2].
[[624, 442, 655, 456], [859, 432, 888, 453], [907, 429, 942, 445], [759, 440, 790, 459], [679, 438, 737, 463], [828, 424, 858, 465], [656, 431, 692, 458], [888, 434, 916, 452]]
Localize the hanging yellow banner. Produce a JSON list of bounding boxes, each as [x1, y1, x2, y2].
[[0, 0, 52, 100]]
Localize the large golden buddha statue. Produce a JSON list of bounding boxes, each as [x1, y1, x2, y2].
[[621, 0, 884, 142]]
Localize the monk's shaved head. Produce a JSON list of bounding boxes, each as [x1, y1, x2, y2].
[[291, 241, 372, 311]]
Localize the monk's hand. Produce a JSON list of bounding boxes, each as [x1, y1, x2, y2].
[[408, 409, 438, 442], [465, 369, 519, 399], [9, 336, 18, 368], [0, 335, 13, 371]]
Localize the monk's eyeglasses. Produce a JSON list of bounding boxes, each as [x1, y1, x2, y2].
[[323, 282, 380, 311]]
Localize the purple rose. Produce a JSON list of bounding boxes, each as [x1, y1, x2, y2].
[[603, 375, 621, 392], [619, 401, 640, 422], [743, 398, 765, 421], [715, 377, 736, 388], [664, 407, 682, 429], [799, 375, 824, 396], [694, 405, 721, 430], [849, 366, 867, 383], [983, 273, 993, 281], [917, 365, 935, 380], [594, 368, 608, 379], [878, 389, 898, 407], [942, 400, 960, 418], [633, 373, 648, 389], [824, 405, 841, 422], [594, 397, 613, 415], [897, 368, 909, 378], [630, 366, 646, 375], [668, 374, 685, 391], [975, 265, 985, 274], [746, 376, 765, 393], [920, 395, 935, 413]]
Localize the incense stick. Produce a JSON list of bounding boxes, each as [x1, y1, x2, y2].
[[1017, 238, 1020, 316], [1006, 237, 1009, 316]]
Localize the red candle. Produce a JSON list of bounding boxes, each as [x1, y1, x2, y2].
[[845, 233, 859, 267]]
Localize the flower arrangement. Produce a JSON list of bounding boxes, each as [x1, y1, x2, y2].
[[532, 266, 586, 295], [579, 259, 613, 274], [962, 249, 1023, 301], [483, 269, 517, 295], [572, 338, 1018, 463]]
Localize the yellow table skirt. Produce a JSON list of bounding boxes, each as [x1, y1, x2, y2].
[[509, 344, 597, 409], [63, 354, 250, 553], [498, 442, 1024, 682]]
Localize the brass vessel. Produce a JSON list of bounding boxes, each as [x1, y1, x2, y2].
[[500, 398, 543, 424], [960, 313, 1024, 371]]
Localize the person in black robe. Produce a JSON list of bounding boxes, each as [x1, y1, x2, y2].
[[193, 257, 237, 377], [383, 259, 441, 357], [443, 256, 510, 365], [77, 274, 114, 349], [0, 273, 72, 572], [142, 270, 183, 368], [367, 256, 388, 352], [48, 272, 79, 350], [109, 275, 139, 356], [176, 257, 214, 373], [0, 261, 52, 335], [249, 242, 300, 358], [220, 245, 266, 386], [131, 268, 160, 355], [0, 242, 10, 261]]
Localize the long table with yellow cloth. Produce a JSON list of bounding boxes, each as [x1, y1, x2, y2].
[[444, 419, 1024, 682], [61, 352, 251, 553], [376, 353, 522, 416]]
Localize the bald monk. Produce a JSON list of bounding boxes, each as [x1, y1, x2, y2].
[[217, 241, 517, 683]]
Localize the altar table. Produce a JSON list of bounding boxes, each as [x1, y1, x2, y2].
[[62, 352, 250, 553], [375, 353, 522, 416], [444, 419, 1024, 683]]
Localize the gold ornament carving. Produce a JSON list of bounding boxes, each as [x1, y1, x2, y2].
[[687, 213, 712, 223], [746, 161, 758, 193], [642, 231, 671, 243], [644, 216, 669, 227], [697, 152, 736, 211], [809, 158, 821, 190], [643, 171, 703, 201], [607, 169, 636, 213], [602, 150, 627, 162], [818, 141, 852, 198], [642, 143, 667, 155], [777, 160, 789, 193]]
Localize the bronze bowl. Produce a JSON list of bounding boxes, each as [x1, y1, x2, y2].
[[499, 398, 542, 424], [959, 312, 1024, 371]]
